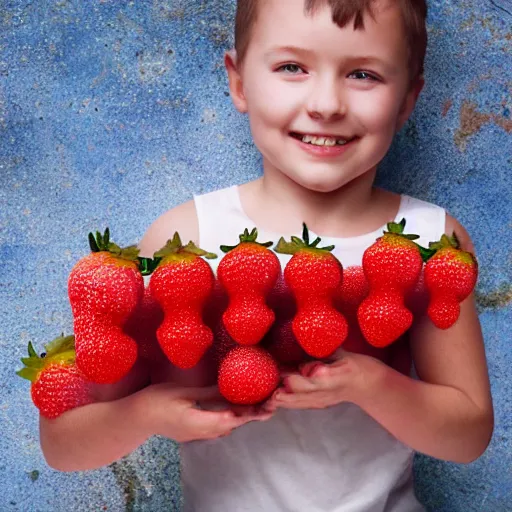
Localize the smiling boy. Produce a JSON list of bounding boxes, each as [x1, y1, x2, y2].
[[40, 1, 493, 510]]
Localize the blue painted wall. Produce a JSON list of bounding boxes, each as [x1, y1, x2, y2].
[[1, 1, 510, 510]]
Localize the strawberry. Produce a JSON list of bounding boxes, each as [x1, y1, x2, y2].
[[68, 229, 144, 384], [264, 319, 310, 368], [357, 219, 423, 347], [218, 228, 281, 345], [149, 233, 216, 369], [334, 266, 369, 314], [218, 346, 280, 405], [123, 286, 165, 363], [424, 234, 478, 329], [275, 224, 348, 359], [16, 335, 94, 419]]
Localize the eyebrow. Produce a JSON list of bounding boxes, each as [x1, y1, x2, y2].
[[264, 46, 315, 59], [264, 46, 399, 75]]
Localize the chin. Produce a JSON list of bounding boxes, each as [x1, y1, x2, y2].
[[295, 176, 348, 194]]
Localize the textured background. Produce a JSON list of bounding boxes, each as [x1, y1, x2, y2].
[[1, 0, 511, 511]]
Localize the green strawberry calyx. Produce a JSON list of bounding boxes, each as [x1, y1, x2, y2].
[[274, 223, 335, 255], [383, 219, 437, 263], [16, 335, 76, 382], [88, 228, 140, 262], [88, 228, 163, 276], [220, 228, 273, 253], [383, 218, 420, 240], [153, 232, 217, 266], [428, 233, 460, 251], [428, 233, 476, 266]]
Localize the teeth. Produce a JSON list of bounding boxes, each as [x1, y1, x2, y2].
[[301, 135, 347, 146]]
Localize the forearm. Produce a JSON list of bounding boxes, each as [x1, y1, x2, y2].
[[355, 362, 493, 463], [40, 389, 152, 472]]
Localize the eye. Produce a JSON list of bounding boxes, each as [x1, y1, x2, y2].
[[277, 63, 305, 74], [349, 70, 379, 81]]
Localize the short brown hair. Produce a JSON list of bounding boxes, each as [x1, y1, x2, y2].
[[235, 0, 428, 82]]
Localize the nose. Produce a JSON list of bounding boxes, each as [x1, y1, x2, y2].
[[306, 75, 346, 121]]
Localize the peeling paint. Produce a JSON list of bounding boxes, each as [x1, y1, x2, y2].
[[28, 469, 40, 482], [454, 100, 512, 150], [110, 459, 141, 512], [442, 99, 453, 117], [476, 284, 512, 311]]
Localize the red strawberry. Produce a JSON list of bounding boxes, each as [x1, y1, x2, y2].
[[264, 319, 310, 368], [264, 274, 309, 367], [123, 286, 165, 363], [16, 335, 94, 419], [424, 234, 478, 329], [149, 233, 216, 369], [68, 229, 144, 384], [357, 219, 423, 347], [275, 224, 348, 359], [333, 266, 384, 357], [218, 228, 281, 345], [334, 265, 369, 315], [218, 346, 280, 405]]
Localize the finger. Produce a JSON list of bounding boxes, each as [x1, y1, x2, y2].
[[273, 391, 320, 409], [299, 361, 323, 377], [222, 411, 273, 430], [230, 404, 262, 417], [183, 385, 223, 402], [284, 374, 319, 393], [326, 347, 348, 362]]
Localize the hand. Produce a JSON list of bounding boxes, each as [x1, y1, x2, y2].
[[264, 348, 384, 411], [141, 383, 272, 442]]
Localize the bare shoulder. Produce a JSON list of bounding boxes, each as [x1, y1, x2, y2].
[[444, 213, 475, 254], [138, 200, 198, 258]]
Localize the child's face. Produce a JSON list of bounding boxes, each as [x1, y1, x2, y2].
[[227, 0, 422, 193]]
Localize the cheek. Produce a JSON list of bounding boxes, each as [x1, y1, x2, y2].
[[351, 90, 403, 133], [244, 75, 300, 128]]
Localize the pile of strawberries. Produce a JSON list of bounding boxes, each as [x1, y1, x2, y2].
[[17, 221, 478, 418]]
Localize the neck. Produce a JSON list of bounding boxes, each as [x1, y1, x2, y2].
[[257, 163, 378, 236]]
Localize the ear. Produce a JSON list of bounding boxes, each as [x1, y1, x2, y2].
[[225, 50, 248, 113], [396, 77, 424, 132]]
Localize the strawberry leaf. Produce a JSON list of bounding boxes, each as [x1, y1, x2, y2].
[[44, 335, 75, 357], [302, 223, 310, 245], [155, 234, 217, 261], [27, 341, 37, 358], [16, 367, 39, 382], [275, 225, 334, 254], [221, 228, 272, 252]]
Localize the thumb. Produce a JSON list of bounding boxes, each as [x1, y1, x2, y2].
[[180, 385, 223, 402], [327, 347, 348, 362]]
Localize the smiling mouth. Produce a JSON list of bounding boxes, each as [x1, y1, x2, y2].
[[290, 132, 355, 147]]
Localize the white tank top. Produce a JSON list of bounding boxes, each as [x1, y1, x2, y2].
[[180, 185, 445, 512]]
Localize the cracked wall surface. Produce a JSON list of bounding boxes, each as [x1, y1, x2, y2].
[[1, 1, 511, 511]]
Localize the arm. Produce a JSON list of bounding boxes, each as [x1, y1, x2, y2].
[[41, 363, 267, 472], [354, 290, 493, 463], [367, 215, 493, 462], [42, 202, 270, 472], [40, 360, 152, 472], [272, 215, 493, 463]]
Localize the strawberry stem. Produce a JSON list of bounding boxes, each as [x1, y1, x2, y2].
[[428, 233, 460, 251], [275, 223, 335, 255], [16, 335, 77, 382], [138, 257, 161, 276], [384, 218, 419, 240], [417, 245, 437, 262], [153, 233, 217, 263], [87, 228, 141, 263], [220, 228, 273, 253]]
